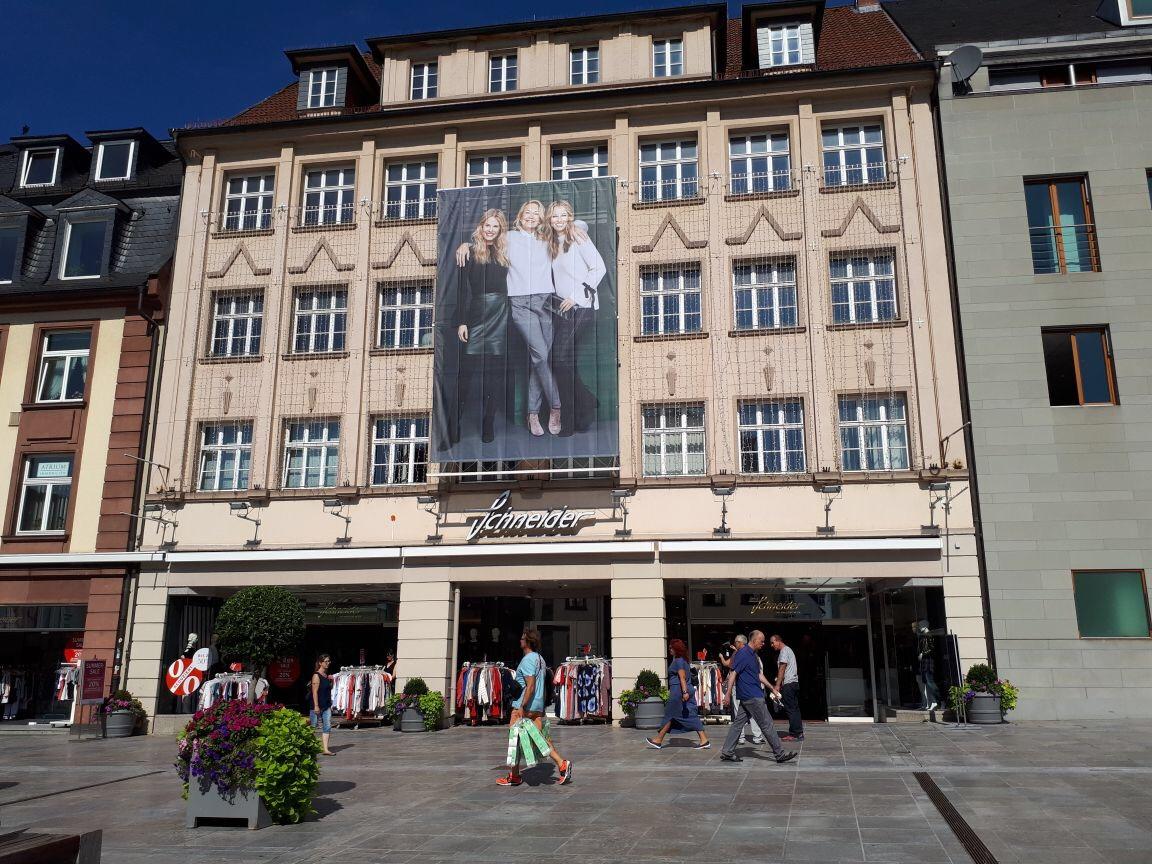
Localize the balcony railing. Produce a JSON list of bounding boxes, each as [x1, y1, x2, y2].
[[1028, 224, 1100, 274]]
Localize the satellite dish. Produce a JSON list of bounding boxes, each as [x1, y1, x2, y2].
[[948, 45, 984, 84]]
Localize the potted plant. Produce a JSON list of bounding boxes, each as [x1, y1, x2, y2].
[[177, 699, 321, 828], [102, 690, 147, 738], [618, 670, 668, 730], [949, 663, 1020, 724], [384, 678, 445, 732], [214, 586, 306, 679]]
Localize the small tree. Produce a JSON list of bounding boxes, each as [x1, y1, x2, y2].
[[403, 677, 429, 696], [215, 586, 304, 674]]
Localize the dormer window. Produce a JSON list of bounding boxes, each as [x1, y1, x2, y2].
[[757, 22, 813, 69], [95, 140, 136, 181], [0, 225, 19, 284], [61, 218, 109, 280], [411, 62, 438, 99], [653, 38, 684, 77], [20, 148, 60, 188], [306, 66, 341, 108], [489, 53, 518, 93]]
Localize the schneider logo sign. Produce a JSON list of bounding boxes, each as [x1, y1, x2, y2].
[[468, 491, 594, 541]]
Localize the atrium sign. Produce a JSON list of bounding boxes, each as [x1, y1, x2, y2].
[[467, 491, 594, 541]]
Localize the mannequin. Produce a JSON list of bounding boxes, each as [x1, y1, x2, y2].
[[914, 620, 939, 710]]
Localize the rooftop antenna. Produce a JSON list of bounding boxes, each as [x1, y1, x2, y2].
[[947, 45, 984, 94]]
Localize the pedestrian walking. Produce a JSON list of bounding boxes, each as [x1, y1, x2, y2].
[[720, 631, 797, 765], [309, 654, 335, 756], [498, 630, 573, 787], [645, 639, 710, 750], [770, 634, 804, 741], [725, 635, 765, 745]]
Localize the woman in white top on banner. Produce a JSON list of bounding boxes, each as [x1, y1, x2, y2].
[[545, 199, 606, 436]]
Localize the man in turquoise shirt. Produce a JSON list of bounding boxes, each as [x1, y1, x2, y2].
[[499, 629, 574, 786]]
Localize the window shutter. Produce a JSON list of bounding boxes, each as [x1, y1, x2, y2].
[[333, 66, 348, 107], [798, 22, 815, 65], [296, 72, 311, 111]]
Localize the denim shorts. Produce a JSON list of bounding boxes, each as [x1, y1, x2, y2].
[[310, 707, 331, 734]]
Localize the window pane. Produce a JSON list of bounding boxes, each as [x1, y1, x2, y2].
[[38, 358, 65, 401], [19, 485, 46, 532], [1075, 330, 1113, 403], [63, 221, 108, 278], [1073, 571, 1150, 637], [24, 151, 57, 185], [1042, 331, 1080, 406], [98, 142, 132, 179], [0, 229, 20, 281]]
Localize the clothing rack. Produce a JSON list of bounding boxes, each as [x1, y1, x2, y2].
[[455, 661, 513, 726], [198, 673, 268, 710], [690, 660, 729, 718], [330, 665, 394, 728], [554, 657, 612, 724]]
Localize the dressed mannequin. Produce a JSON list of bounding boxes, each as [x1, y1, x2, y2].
[[914, 620, 939, 710]]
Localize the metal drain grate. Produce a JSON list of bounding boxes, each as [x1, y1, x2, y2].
[[914, 772, 999, 864]]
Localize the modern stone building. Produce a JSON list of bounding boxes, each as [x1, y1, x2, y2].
[[886, 0, 1152, 718], [123, 0, 985, 729]]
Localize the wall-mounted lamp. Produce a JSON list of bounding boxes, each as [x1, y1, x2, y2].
[[322, 499, 353, 544], [711, 485, 735, 537], [229, 500, 262, 547], [121, 502, 178, 549], [417, 494, 442, 543], [611, 488, 635, 538], [817, 484, 842, 535]]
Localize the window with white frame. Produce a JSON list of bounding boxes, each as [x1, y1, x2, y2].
[[551, 144, 608, 180], [198, 422, 253, 491], [457, 460, 519, 482], [757, 22, 810, 68], [830, 253, 897, 325], [95, 140, 135, 181], [371, 416, 429, 485], [642, 403, 706, 476], [384, 160, 437, 220], [729, 132, 791, 194], [410, 61, 438, 99], [60, 219, 108, 279], [839, 394, 909, 471], [283, 420, 340, 488], [570, 46, 600, 85], [489, 53, 518, 92], [293, 287, 347, 353], [302, 166, 355, 225], [210, 292, 263, 357], [305, 67, 339, 108], [378, 282, 434, 349], [733, 259, 798, 331], [739, 400, 806, 474], [467, 153, 521, 186], [17, 455, 73, 534], [641, 264, 702, 336], [36, 330, 91, 402], [20, 148, 60, 187], [549, 456, 617, 479], [223, 174, 274, 231], [822, 123, 886, 187], [639, 139, 698, 202], [653, 38, 684, 77]]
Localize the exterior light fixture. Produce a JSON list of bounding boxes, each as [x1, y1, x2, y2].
[[711, 484, 735, 537], [322, 499, 352, 544], [228, 500, 262, 547], [121, 501, 178, 549], [611, 489, 634, 538], [418, 494, 442, 543], [817, 484, 842, 535]]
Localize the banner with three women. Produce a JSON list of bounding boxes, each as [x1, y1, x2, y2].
[[432, 177, 619, 466]]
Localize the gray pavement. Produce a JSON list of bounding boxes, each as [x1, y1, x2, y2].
[[2, 720, 1152, 863]]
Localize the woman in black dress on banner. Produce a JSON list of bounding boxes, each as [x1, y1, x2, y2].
[[455, 209, 511, 444]]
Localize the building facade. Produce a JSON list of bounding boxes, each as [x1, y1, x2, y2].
[[0, 129, 179, 725], [886, 0, 1152, 718], [125, 0, 985, 729]]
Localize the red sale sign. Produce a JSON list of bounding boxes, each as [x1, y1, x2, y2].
[[267, 657, 301, 687], [166, 657, 204, 696]]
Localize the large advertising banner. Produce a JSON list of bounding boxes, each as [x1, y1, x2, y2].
[[432, 177, 618, 466]]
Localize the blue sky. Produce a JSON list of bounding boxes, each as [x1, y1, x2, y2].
[[0, 0, 853, 142]]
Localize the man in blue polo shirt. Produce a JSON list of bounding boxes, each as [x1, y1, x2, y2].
[[720, 630, 797, 764]]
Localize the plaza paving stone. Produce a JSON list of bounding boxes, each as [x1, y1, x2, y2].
[[2, 719, 1152, 863]]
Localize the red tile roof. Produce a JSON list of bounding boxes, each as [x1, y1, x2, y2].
[[214, 7, 920, 130]]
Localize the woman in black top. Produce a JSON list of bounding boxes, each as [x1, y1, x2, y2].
[[310, 654, 334, 756], [455, 209, 511, 444], [383, 651, 397, 682]]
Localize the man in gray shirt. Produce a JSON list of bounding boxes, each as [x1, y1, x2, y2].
[[769, 634, 803, 741]]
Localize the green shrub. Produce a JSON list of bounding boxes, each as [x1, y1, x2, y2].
[[635, 669, 661, 691], [418, 692, 445, 731], [965, 663, 997, 690], [402, 677, 429, 696], [215, 586, 304, 671], [254, 707, 322, 824], [101, 689, 147, 725]]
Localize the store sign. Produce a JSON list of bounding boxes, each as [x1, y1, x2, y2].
[[165, 657, 204, 696], [0, 605, 87, 631], [268, 656, 301, 687], [80, 659, 107, 705], [744, 593, 827, 621], [63, 635, 84, 664], [35, 459, 72, 478], [305, 601, 395, 626], [467, 491, 593, 541]]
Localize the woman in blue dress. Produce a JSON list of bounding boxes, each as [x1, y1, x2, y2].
[[645, 639, 710, 750]]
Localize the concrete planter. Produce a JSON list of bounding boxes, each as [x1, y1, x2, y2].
[[633, 697, 666, 730], [105, 710, 136, 738], [967, 693, 1003, 724], [186, 782, 271, 830], [400, 707, 426, 733]]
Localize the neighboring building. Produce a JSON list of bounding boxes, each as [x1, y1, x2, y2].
[[886, 0, 1152, 718], [126, 0, 983, 729], [0, 129, 179, 724]]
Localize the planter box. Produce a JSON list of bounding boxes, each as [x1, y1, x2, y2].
[[966, 693, 1003, 724], [186, 782, 271, 830], [105, 711, 135, 738], [400, 707, 425, 733], [633, 697, 666, 730]]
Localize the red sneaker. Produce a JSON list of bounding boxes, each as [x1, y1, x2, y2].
[[558, 760, 573, 785], [496, 773, 522, 787]]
